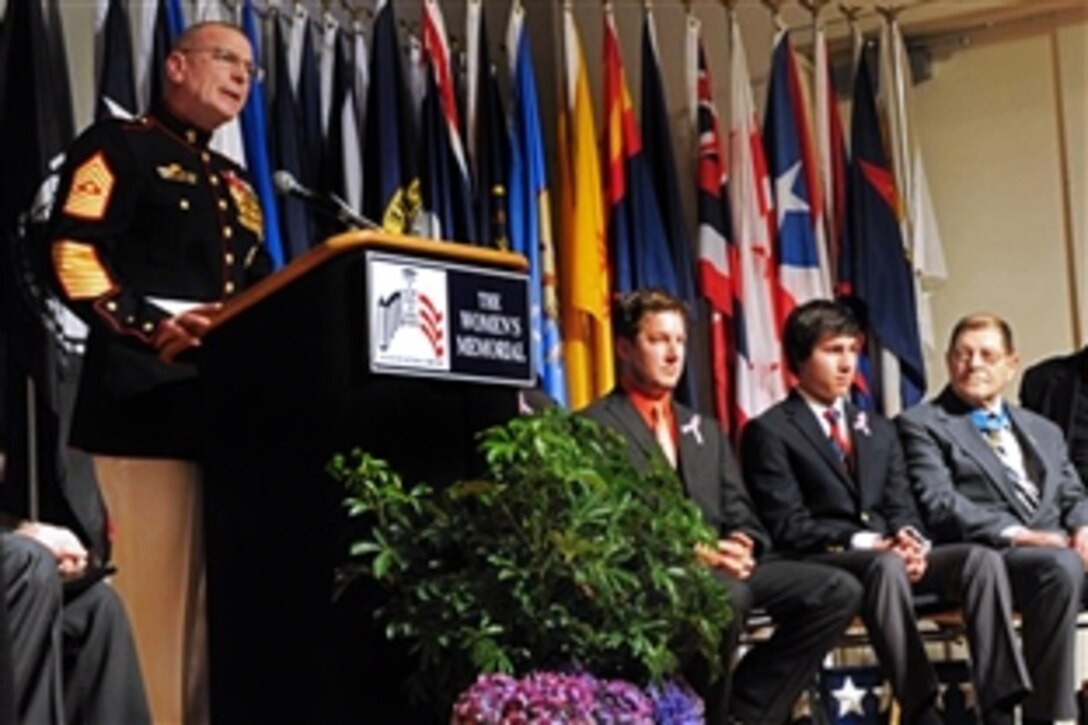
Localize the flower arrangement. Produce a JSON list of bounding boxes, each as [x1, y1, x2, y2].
[[451, 672, 704, 724], [330, 409, 731, 715]]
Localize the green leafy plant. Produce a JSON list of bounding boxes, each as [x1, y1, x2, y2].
[[330, 409, 731, 710]]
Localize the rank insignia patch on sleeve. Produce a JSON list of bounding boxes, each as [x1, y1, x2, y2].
[[63, 152, 115, 220]]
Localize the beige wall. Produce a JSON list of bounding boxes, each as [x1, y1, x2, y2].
[[914, 20, 1086, 395]]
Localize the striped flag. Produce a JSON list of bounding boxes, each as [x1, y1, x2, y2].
[[557, 5, 613, 409], [686, 14, 735, 429], [763, 30, 831, 330], [602, 5, 678, 297], [418, 0, 476, 243], [507, 0, 565, 404], [728, 16, 785, 426]]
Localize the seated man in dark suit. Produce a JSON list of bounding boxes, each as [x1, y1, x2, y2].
[[581, 289, 862, 725], [2, 515, 149, 724], [898, 313, 1088, 725], [742, 300, 1028, 725], [1020, 346, 1088, 486]]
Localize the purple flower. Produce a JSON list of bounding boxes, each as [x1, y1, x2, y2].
[[646, 679, 704, 725], [451, 672, 698, 724]]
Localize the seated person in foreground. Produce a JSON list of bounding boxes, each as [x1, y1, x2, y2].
[[2, 515, 149, 724], [898, 313, 1088, 725], [580, 289, 862, 725], [741, 299, 1028, 725], [1020, 344, 1088, 486]]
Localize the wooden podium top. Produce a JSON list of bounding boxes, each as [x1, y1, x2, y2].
[[163, 231, 529, 362]]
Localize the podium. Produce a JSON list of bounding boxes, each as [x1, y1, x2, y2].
[[180, 232, 532, 722]]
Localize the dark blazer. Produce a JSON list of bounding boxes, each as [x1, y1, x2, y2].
[[897, 387, 1088, 546], [582, 389, 771, 554], [742, 391, 923, 554], [1020, 347, 1088, 482]]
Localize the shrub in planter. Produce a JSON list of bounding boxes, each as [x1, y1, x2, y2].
[[330, 409, 731, 712]]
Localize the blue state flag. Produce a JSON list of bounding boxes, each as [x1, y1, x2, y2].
[[239, 0, 284, 269], [507, 6, 565, 405]]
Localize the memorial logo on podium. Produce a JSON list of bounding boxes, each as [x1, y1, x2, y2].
[[367, 251, 533, 386], [371, 260, 450, 369]]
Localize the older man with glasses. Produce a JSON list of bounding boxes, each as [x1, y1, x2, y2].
[[47, 20, 271, 724], [898, 314, 1088, 725]]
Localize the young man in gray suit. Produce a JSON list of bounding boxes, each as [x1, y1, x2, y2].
[[898, 313, 1088, 725], [742, 300, 1028, 725], [581, 289, 862, 725]]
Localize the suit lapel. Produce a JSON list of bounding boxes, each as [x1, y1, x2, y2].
[[1008, 407, 1049, 501], [785, 393, 855, 489], [603, 392, 661, 468], [674, 405, 704, 491], [846, 403, 875, 499], [939, 405, 1031, 516]]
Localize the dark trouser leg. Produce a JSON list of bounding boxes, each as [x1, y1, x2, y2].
[[810, 549, 937, 719], [62, 582, 151, 725], [3, 534, 63, 724], [724, 560, 861, 725], [913, 544, 1029, 714], [696, 574, 753, 725], [1003, 547, 1082, 721]]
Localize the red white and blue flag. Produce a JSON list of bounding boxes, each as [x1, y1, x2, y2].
[[763, 30, 831, 331], [419, 0, 476, 242]]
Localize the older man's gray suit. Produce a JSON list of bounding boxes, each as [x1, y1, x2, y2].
[[898, 388, 1088, 721], [584, 390, 861, 725]]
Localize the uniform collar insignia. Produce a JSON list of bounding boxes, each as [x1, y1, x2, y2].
[[150, 103, 212, 148]]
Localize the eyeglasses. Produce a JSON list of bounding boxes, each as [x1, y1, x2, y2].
[[948, 347, 1008, 366], [178, 47, 264, 83]]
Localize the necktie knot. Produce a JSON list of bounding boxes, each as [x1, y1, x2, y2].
[[970, 408, 1009, 434]]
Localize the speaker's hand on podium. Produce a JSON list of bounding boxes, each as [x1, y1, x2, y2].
[[153, 303, 223, 352]]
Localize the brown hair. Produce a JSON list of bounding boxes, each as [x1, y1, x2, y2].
[[947, 313, 1015, 355], [613, 289, 689, 341]]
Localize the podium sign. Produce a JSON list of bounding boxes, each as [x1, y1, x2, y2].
[[367, 250, 533, 386]]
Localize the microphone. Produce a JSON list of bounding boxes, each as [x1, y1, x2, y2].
[[272, 170, 380, 231]]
